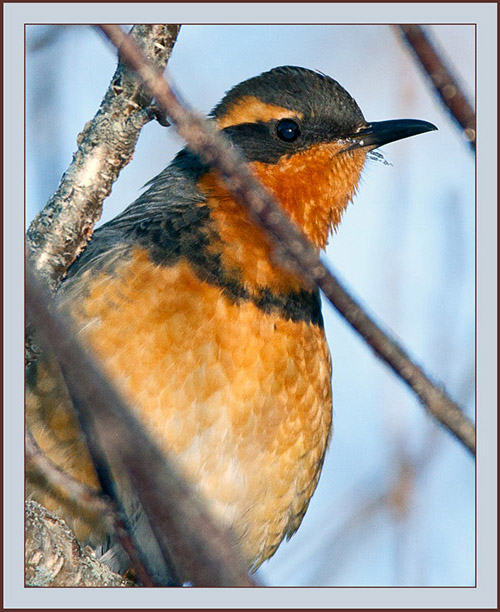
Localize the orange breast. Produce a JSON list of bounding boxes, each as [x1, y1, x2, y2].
[[55, 247, 333, 567]]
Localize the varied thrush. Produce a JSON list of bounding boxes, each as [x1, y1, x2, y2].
[[26, 66, 436, 581]]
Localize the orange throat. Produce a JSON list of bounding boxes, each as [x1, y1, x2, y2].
[[251, 142, 367, 249], [197, 144, 366, 293]]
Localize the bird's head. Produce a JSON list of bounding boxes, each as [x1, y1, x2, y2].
[[210, 66, 436, 248]]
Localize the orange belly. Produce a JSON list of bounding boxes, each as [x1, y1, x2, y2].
[[27, 247, 332, 568]]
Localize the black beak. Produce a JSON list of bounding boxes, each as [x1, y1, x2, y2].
[[344, 119, 437, 151]]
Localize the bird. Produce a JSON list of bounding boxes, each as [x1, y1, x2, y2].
[[25, 65, 436, 582]]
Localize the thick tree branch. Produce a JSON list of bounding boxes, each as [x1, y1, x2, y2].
[[25, 261, 256, 587], [98, 24, 475, 456], [394, 24, 475, 152], [26, 24, 180, 294]]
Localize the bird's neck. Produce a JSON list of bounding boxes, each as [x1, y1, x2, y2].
[[197, 171, 307, 294]]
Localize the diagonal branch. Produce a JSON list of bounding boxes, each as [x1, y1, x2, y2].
[[394, 24, 475, 152], [98, 24, 475, 456]]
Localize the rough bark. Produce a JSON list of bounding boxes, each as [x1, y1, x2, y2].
[[26, 24, 180, 294], [25, 501, 131, 587]]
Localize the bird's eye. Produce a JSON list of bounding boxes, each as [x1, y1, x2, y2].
[[276, 119, 301, 142]]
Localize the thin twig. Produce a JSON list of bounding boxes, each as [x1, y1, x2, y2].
[[25, 261, 256, 587], [394, 24, 475, 151], [98, 24, 475, 456]]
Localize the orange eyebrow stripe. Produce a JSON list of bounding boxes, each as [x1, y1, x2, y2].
[[217, 96, 303, 129]]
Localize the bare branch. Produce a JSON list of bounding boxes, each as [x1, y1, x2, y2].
[[26, 24, 181, 294], [394, 24, 475, 151], [98, 24, 475, 456], [25, 261, 256, 587]]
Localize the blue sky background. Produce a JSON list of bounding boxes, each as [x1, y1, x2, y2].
[[26, 24, 475, 587]]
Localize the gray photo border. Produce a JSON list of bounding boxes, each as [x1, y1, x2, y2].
[[4, 2, 497, 608]]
